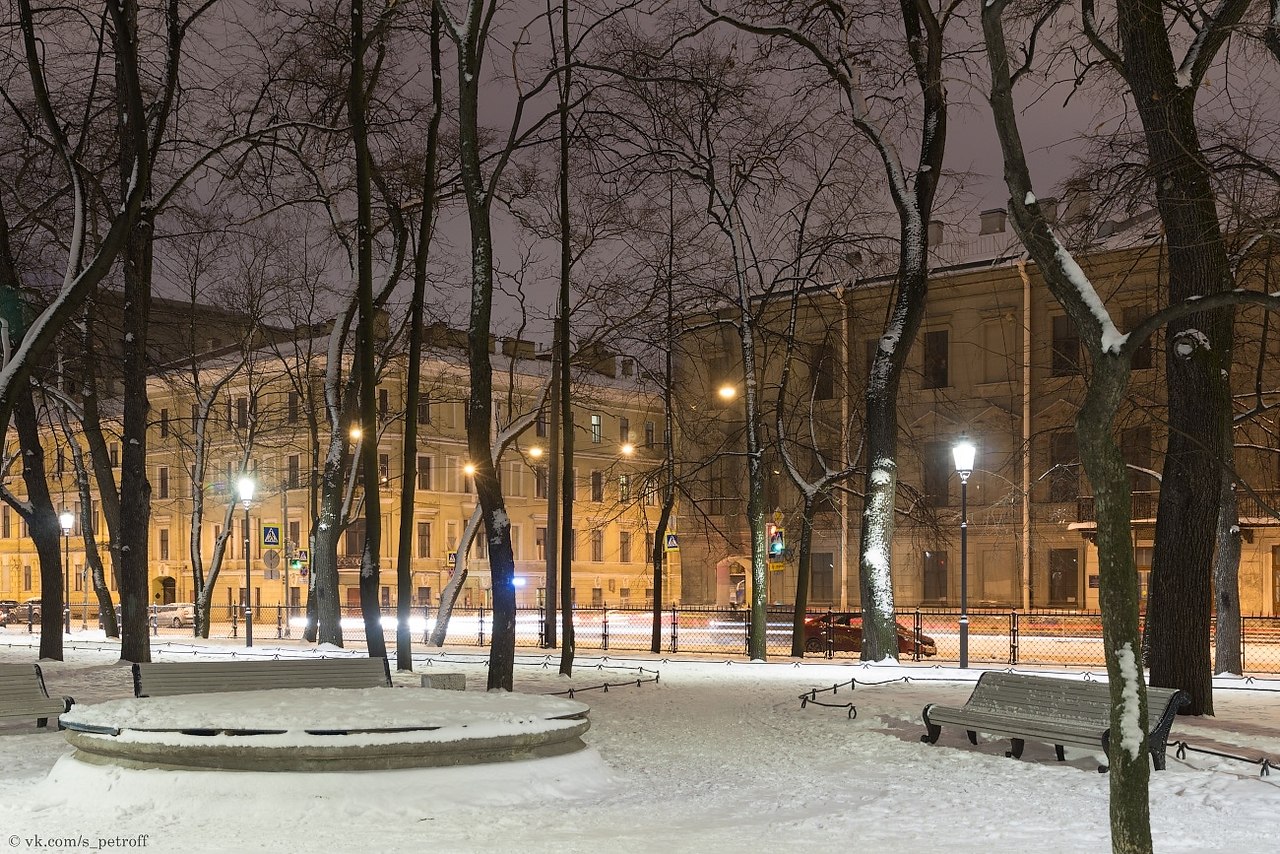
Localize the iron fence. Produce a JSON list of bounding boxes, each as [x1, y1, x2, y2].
[[18, 601, 1280, 675]]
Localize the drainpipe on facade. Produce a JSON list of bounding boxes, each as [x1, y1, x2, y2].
[[1018, 256, 1033, 610]]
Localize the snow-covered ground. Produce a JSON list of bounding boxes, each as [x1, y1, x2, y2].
[[1, 635, 1278, 853]]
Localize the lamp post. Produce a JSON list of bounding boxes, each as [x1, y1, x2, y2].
[[59, 511, 74, 635], [952, 438, 976, 669], [237, 476, 255, 648]]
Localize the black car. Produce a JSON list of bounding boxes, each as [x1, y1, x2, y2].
[[803, 612, 937, 657]]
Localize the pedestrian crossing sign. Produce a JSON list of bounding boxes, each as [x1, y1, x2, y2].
[[665, 533, 679, 551], [261, 526, 281, 548]]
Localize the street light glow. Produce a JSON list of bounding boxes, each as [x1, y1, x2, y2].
[[620, 442, 634, 456], [237, 476, 255, 508], [717, 384, 736, 400], [59, 511, 74, 534], [349, 426, 363, 440], [463, 462, 477, 476], [528, 446, 543, 458], [952, 438, 976, 480]]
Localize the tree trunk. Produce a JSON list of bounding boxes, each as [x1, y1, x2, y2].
[[65, 420, 116, 637], [312, 437, 347, 646], [1118, 0, 1243, 718], [544, 329, 559, 649], [1213, 470, 1242, 674], [116, 214, 153, 664], [791, 497, 816, 658], [650, 498, 673, 654], [14, 390, 66, 660], [428, 507, 479, 646]]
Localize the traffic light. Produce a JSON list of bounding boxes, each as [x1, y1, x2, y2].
[[290, 557, 303, 571], [768, 525, 785, 557]]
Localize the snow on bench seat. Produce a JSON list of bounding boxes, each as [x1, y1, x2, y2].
[[132, 657, 391, 698], [0, 663, 73, 729]]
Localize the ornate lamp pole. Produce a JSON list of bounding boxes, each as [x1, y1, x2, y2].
[[238, 477, 255, 648], [952, 439, 976, 669]]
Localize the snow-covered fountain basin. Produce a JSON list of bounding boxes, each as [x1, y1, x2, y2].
[[59, 687, 590, 772]]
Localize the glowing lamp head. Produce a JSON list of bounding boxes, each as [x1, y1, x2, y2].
[[349, 426, 362, 440], [463, 462, 477, 476], [717, 384, 736, 401], [237, 477, 255, 507], [528, 446, 543, 458], [59, 511, 74, 534], [620, 443, 635, 456], [952, 439, 976, 481]]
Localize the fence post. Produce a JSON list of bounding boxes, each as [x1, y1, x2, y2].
[[1009, 610, 1019, 665], [670, 602, 678, 654], [276, 607, 283, 639], [478, 605, 485, 647], [914, 610, 923, 662], [602, 609, 610, 651], [1240, 614, 1247, 672], [538, 605, 545, 648], [231, 606, 238, 638]]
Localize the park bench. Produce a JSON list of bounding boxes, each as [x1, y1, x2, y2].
[[0, 663, 74, 729], [920, 671, 1188, 772], [132, 656, 392, 698]]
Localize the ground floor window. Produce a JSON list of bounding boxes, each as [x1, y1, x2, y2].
[[1048, 548, 1079, 607]]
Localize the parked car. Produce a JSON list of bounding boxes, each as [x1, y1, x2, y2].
[[803, 612, 937, 657], [156, 602, 196, 628], [0, 599, 16, 625]]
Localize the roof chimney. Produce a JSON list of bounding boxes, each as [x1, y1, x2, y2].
[[927, 219, 945, 245], [979, 208, 1007, 235]]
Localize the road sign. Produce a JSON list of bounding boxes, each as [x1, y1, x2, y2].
[[295, 549, 309, 564], [768, 560, 785, 573], [261, 525, 281, 548], [447, 551, 458, 568], [664, 533, 679, 551], [263, 550, 280, 570]]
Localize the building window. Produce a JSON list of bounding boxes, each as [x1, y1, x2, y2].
[[378, 453, 390, 484], [591, 587, 604, 607], [160, 408, 170, 438], [378, 387, 389, 418], [591, 529, 604, 562], [621, 357, 634, 377], [416, 455, 432, 490], [644, 421, 655, 448], [1051, 315, 1080, 376], [618, 474, 630, 502], [288, 455, 301, 490], [1121, 425, 1154, 493], [922, 442, 951, 507], [1048, 548, 1080, 606], [2, 506, 9, 538], [159, 528, 170, 561], [288, 392, 300, 424], [110, 442, 120, 468], [535, 526, 547, 561], [23, 565, 32, 591], [535, 410, 547, 438], [416, 521, 432, 558], [1124, 306, 1152, 370], [157, 467, 169, 499], [590, 413, 602, 443], [619, 530, 632, 563], [54, 448, 65, 476], [417, 395, 431, 425], [923, 550, 948, 601], [534, 466, 548, 500], [1049, 431, 1079, 502], [236, 396, 249, 428], [810, 344, 836, 400], [811, 552, 834, 601], [922, 329, 949, 389], [619, 416, 630, 442], [345, 518, 366, 557], [289, 520, 301, 553], [591, 470, 604, 502]]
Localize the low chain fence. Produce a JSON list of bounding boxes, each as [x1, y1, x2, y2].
[[15, 601, 1280, 675]]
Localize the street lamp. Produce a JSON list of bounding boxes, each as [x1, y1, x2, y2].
[[237, 476, 255, 648], [717, 384, 736, 401], [59, 510, 73, 635], [952, 438, 976, 669]]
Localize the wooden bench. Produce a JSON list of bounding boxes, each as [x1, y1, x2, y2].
[[132, 657, 392, 698], [921, 671, 1188, 771], [0, 663, 74, 729]]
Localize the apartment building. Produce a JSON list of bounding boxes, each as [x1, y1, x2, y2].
[[1, 319, 676, 616], [676, 209, 1280, 616]]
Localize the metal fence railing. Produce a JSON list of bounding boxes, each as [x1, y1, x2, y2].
[[13, 602, 1280, 675]]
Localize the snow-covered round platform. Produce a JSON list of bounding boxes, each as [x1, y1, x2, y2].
[[59, 687, 590, 772]]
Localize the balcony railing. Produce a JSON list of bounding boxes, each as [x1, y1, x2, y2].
[[1077, 489, 1280, 524]]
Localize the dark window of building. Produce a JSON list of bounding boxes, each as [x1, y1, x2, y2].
[[591, 530, 604, 562], [619, 530, 632, 563], [922, 329, 949, 389], [378, 388, 389, 418], [417, 395, 431, 425], [618, 474, 630, 502], [288, 392, 300, 424], [110, 442, 120, 468], [345, 518, 367, 557], [644, 421, 655, 448], [619, 417, 630, 442], [159, 529, 170, 561], [811, 552, 834, 601], [1051, 315, 1081, 376], [287, 455, 301, 490], [591, 470, 604, 502], [416, 456, 432, 490], [1049, 431, 1079, 502], [160, 408, 170, 438], [534, 466, 547, 499], [810, 344, 836, 400], [1048, 548, 1079, 606], [378, 453, 390, 484], [923, 442, 951, 507], [236, 397, 249, 428], [535, 410, 547, 438], [157, 467, 169, 499], [1124, 306, 1152, 370], [923, 550, 948, 602], [417, 521, 432, 558]]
